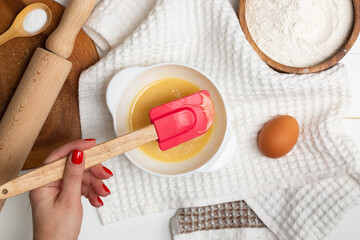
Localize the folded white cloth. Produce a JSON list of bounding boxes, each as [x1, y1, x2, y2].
[[173, 228, 277, 240], [83, 0, 157, 52], [246, 174, 360, 240], [80, 0, 360, 239]]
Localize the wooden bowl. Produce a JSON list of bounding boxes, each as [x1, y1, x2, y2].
[[238, 0, 360, 74]]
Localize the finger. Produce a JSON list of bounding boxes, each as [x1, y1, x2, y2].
[[82, 171, 103, 185], [81, 172, 110, 197], [81, 184, 91, 198], [81, 184, 104, 208], [82, 171, 93, 186], [45, 139, 96, 164], [89, 164, 113, 179], [57, 150, 85, 204], [93, 181, 111, 197]]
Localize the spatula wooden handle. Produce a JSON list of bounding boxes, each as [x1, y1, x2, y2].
[[0, 125, 158, 200], [46, 0, 97, 58]]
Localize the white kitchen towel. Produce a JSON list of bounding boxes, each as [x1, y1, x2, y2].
[[83, 0, 240, 52], [169, 175, 360, 240], [79, 0, 360, 239], [172, 228, 277, 240], [83, 0, 157, 52], [245, 174, 360, 240]]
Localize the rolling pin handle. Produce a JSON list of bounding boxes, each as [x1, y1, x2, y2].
[[45, 0, 97, 58]]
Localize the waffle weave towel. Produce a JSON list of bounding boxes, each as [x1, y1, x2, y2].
[[246, 174, 360, 240], [80, 0, 360, 239]]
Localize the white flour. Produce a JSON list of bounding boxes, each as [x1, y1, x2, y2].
[[23, 9, 48, 34], [245, 0, 354, 68]]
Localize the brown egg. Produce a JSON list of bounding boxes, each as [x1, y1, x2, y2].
[[258, 115, 299, 158]]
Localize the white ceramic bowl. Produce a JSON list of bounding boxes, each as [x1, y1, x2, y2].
[[106, 63, 236, 177]]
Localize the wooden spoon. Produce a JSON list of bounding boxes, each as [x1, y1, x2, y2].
[[0, 3, 52, 46]]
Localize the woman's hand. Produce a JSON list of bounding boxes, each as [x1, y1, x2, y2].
[[29, 139, 113, 240]]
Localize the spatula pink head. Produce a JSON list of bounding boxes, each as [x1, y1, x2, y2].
[[149, 90, 215, 151], [197, 91, 215, 133]]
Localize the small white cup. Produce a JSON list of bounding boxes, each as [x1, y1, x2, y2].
[[106, 63, 236, 177]]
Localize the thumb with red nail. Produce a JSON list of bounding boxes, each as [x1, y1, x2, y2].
[[29, 139, 113, 240]]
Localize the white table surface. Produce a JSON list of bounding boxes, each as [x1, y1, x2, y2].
[[1, 1, 360, 239]]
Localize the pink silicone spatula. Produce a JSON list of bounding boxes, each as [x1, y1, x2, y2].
[[0, 90, 215, 200]]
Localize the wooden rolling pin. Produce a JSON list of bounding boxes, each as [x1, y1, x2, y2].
[[0, 0, 96, 211]]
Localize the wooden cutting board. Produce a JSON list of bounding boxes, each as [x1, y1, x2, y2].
[[0, 0, 99, 169]]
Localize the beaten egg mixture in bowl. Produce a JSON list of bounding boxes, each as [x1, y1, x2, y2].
[[106, 63, 236, 177], [130, 78, 214, 161]]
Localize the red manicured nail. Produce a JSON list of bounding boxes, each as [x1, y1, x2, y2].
[[97, 196, 104, 206], [103, 184, 111, 194], [103, 166, 113, 176], [85, 138, 96, 141], [71, 150, 83, 164]]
